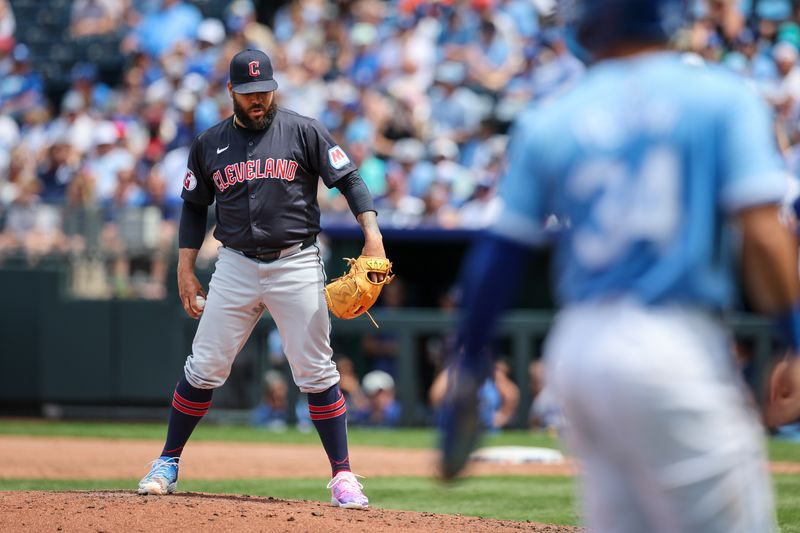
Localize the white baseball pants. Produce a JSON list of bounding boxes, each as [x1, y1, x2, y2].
[[184, 243, 339, 393], [544, 300, 776, 533]]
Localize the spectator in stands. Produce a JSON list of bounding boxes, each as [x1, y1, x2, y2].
[[429, 359, 520, 431], [37, 136, 79, 205], [107, 156, 145, 209], [85, 121, 134, 204], [0, 44, 44, 120], [70, 0, 126, 38], [0, 34, 13, 80], [527, 358, 564, 433], [374, 148, 426, 228], [428, 61, 486, 143], [428, 137, 473, 204], [420, 180, 459, 228], [48, 92, 96, 155], [529, 28, 585, 102], [335, 355, 367, 409], [391, 137, 434, 199], [767, 41, 800, 108], [458, 175, 503, 229], [0, 179, 69, 264], [18, 105, 53, 159], [0, 112, 19, 181], [251, 369, 291, 431], [464, 16, 521, 94], [186, 18, 227, 79], [0, 0, 14, 41], [362, 277, 409, 377], [350, 370, 402, 427], [122, 0, 202, 58], [62, 62, 112, 115], [223, 0, 274, 53]]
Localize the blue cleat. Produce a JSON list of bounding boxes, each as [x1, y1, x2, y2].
[[438, 368, 483, 481], [137, 456, 179, 495]]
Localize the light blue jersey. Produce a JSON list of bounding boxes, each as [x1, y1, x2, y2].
[[493, 52, 787, 309]]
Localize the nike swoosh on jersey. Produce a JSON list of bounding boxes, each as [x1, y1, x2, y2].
[[217, 145, 229, 154]]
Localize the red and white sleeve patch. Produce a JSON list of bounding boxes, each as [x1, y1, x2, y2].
[[183, 169, 197, 191], [327, 145, 350, 170]]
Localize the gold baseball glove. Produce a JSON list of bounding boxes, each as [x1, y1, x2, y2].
[[324, 256, 394, 327]]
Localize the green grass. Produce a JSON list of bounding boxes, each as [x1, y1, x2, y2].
[[1, 419, 798, 528], [777, 475, 800, 533], [2, 475, 798, 529], [0, 419, 561, 450]]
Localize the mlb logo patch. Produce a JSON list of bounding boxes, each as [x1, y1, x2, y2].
[[328, 145, 350, 170], [183, 169, 197, 191]]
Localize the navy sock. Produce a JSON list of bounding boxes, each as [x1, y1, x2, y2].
[[308, 384, 350, 476], [161, 376, 213, 458]]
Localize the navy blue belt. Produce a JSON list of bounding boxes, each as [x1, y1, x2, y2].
[[231, 235, 316, 263]]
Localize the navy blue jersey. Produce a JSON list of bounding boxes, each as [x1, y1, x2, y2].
[[181, 107, 357, 253]]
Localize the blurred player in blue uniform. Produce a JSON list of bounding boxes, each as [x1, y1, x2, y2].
[[440, 1, 800, 531]]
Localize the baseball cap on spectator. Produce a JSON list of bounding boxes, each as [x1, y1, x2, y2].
[[182, 72, 208, 94], [94, 121, 119, 146], [12, 43, 30, 63], [724, 51, 748, 74], [476, 175, 494, 189], [362, 370, 395, 395], [174, 89, 197, 112], [393, 138, 425, 164], [757, 0, 792, 21], [225, 0, 253, 33], [228, 0, 254, 17], [435, 160, 461, 185], [773, 41, 798, 63], [62, 91, 85, 113], [345, 120, 372, 144], [145, 81, 171, 104], [0, 115, 20, 150], [541, 27, 565, 47], [229, 49, 278, 93], [435, 62, 466, 86], [52, 132, 74, 147], [118, 151, 137, 173], [71, 62, 97, 83], [351, 23, 377, 46], [430, 137, 459, 161], [197, 18, 226, 46]]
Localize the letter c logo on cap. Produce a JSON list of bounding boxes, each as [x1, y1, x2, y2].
[[249, 60, 260, 77]]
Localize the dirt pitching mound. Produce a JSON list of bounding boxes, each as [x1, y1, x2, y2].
[[1, 491, 581, 532]]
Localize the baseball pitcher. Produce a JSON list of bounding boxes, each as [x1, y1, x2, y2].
[[137, 49, 390, 509]]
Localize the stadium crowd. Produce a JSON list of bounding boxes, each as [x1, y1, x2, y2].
[[1, 0, 800, 299]]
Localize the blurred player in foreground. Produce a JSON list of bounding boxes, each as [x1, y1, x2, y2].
[[440, 1, 800, 531]]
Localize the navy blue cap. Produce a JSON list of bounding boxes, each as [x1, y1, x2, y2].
[[229, 49, 278, 94]]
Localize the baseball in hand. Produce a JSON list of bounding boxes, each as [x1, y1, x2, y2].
[[195, 295, 206, 310]]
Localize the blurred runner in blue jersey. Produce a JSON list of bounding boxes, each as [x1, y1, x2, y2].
[[440, 1, 800, 531]]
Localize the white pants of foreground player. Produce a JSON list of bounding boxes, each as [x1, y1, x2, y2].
[[545, 300, 775, 533], [185, 243, 338, 393]]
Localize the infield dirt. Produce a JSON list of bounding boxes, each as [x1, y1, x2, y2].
[[3, 435, 797, 531], [0, 435, 581, 532]]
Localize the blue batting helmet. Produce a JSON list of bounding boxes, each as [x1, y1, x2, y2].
[[565, 0, 685, 55]]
